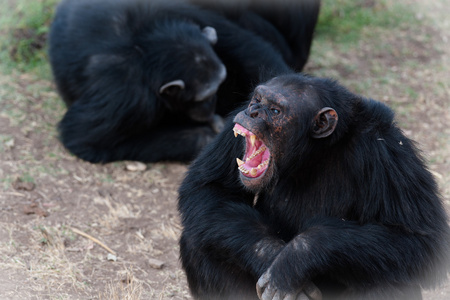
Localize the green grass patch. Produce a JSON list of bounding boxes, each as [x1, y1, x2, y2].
[[0, 0, 58, 75], [0, 135, 14, 152], [316, 0, 417, 45], [0, 176, 14, 191], [19, 172, 35, 183]]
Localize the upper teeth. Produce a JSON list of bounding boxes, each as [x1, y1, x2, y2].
[[233, 128, 246, 137], [233, 128, 257, 146]]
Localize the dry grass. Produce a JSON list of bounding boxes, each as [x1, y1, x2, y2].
[[99, 268, 145, 300]]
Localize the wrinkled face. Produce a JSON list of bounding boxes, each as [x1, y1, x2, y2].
[[233, 81, 306, 191]]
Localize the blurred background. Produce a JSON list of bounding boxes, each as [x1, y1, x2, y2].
[[0, 0, 448, 299]]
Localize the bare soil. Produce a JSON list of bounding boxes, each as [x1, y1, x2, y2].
[[0, 0, 449, 299]]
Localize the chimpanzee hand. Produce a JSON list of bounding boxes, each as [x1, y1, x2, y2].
[[256, 271, 321, 300], [256, 235, 322, 300]]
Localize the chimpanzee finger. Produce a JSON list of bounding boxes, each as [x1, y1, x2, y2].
[[256, 272, 270, 299], [261, 284, 276, 300], [283, 292, 298, 300], [294, 292, 309, 300], [272, 290, 284, 300], [303, 282, 322, 300]]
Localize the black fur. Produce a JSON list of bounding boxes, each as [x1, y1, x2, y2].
[[178, 73, 450, 300], [190, 0, 320, 72], [49, 0, 319, 163]]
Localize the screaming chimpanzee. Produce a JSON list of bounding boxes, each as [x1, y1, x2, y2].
[[178, 73, 450, 300], [48, 0, 319, 163]]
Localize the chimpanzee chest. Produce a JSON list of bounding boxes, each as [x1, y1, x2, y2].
[[255, 194, 302, 242]]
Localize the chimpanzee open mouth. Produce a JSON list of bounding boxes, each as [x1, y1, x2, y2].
[[233, 123, 271, 178]]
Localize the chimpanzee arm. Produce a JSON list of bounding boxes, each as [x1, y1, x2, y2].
[[190, 0, 321, 71], [213, 24, 292, 82], [59, 97, 219, 163], [186, 11, 292, 80], [257, 216, 449, 297], [178, 118, 286, 278], [251, 0, 321, 71]]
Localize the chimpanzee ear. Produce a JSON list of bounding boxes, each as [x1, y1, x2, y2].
[[311, 107, 338, 139], [202, 26, 218, 45], [159, 80, 185, 97]]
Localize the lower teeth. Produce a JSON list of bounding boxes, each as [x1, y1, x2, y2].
[[247, 146, 266, 161], [238, 159, 269, 175]]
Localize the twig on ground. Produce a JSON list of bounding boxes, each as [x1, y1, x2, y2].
[[70, 227, 117, 256]]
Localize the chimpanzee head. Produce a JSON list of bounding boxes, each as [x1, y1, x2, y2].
[[150, 22, 226, 123], [233, 74, 339, 191]]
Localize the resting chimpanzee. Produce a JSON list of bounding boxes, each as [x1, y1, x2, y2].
[[48, 0, 319, 163], [178, 73, 450, 300]]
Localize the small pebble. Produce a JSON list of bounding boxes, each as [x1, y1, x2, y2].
[[149, 258, 165, 269]]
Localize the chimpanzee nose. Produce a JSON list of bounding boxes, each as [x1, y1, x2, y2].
[[247, 105, 260, 118]]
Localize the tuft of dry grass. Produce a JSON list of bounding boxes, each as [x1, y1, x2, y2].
[[99, 268, 145, 300]]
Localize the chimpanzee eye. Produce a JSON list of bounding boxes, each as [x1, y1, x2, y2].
[[271, 108, 280, 115]]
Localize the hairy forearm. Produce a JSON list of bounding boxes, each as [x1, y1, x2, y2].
[[180, 191, 284, 277], [270, 219, 437, 291]]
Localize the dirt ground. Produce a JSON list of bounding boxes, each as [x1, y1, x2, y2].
[[0, 0, 449, 299]]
